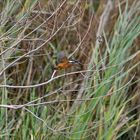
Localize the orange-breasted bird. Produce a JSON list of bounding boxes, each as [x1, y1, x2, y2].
[[54, 51, 82, 70]]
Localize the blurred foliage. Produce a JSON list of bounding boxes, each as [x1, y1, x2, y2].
[[0, 0, 140, 139]]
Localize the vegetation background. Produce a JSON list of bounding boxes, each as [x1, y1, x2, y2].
[[0, 0, 140, 139]]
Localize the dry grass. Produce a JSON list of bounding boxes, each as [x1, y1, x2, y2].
[[0, 0, 140, 139]]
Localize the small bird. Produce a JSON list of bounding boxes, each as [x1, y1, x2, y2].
[[54, 51, 82, 70]]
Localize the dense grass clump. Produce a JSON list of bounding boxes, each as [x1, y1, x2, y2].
[[0, 0, 140, 139]]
